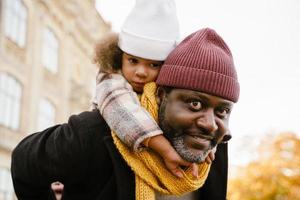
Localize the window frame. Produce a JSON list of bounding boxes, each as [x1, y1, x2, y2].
[[42, 28, 59, 74], [0, 73, 22, 130], [37, 98, 56, 131], [0, 167, 14, 200], [4, 0, 28, 47]]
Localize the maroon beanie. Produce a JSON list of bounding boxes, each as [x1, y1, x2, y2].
[[156, 28, 240, 102]]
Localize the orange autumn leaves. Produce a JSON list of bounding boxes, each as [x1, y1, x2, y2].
[[228, 132, 300, 200]]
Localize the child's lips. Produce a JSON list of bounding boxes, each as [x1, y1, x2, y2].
[[132, 82, 145, 88], [130, 82, 146, 92]]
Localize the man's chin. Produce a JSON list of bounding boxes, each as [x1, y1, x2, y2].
[[179, 148, 210, 164], [172, 136, 212, 164]]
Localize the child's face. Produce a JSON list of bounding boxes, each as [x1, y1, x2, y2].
[[122, 53, 163, 93]]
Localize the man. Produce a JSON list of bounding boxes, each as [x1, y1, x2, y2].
[[11, 28, 239, 200]]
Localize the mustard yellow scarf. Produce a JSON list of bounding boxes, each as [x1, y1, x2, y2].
[[111, 82, 210, 200]]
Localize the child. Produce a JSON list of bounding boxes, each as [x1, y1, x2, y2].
[[92, 0, 213, 178]]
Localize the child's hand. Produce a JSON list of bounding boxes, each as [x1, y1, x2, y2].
[[51, 182, 64, 200], [162, 147, 199, 178], [205, 146, 217, 164], [145, 135, 198, 178]]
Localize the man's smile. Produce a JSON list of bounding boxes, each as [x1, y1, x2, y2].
[[185, 134, 212, 151], [188, 133, 214, 141]]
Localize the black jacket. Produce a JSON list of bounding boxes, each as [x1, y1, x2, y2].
[[11, 110, 228, 200]]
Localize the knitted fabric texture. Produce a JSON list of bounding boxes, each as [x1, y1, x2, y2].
[[111, 82, 210, 200], [119, 0, 179, 61], [156, 28, 240, 102]]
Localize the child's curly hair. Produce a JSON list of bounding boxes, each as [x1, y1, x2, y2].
[[93, 32, 123, 73]]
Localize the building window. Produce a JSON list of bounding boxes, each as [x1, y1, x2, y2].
[[42, 28, 59, 73], [0, 73, 22, 130], [0, 0, 2, 26], [0, 167, 14, 200], [4, 0, 27, 47], [38, 98, 55, 130]]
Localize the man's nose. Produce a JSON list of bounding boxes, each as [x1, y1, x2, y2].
[[135, 65, 147, 78], [196, 109, 218, 133]]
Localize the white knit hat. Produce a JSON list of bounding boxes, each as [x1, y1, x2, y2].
[[118, 0, 180, 61]]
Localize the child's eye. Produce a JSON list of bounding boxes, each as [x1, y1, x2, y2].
[[128, 58, 138, 64], [149, 63, 162, 69], [188, 100, 202, 111]]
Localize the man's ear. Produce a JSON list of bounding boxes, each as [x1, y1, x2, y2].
[[156, 87, 167, 105]]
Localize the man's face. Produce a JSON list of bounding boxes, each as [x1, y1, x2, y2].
[[158, 88, 233, 163]]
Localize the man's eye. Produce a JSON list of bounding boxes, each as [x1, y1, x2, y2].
[[128, 58, 138, 64], [216, 108, 230, 118], [189, 101, 202, 111]]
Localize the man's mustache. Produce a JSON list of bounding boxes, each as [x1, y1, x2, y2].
[[174, 129, 219, 147]]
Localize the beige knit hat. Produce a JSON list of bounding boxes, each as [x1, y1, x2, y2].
[[118, 0, 180, 61]]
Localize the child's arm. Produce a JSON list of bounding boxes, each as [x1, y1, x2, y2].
[[93, 72, 163, 151], [145, 134, 199, 178], [93, 72, 201, 178]]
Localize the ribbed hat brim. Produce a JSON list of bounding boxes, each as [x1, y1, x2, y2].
[[157, 64, 240, 102]]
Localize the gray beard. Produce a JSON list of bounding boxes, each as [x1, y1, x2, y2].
[[158, 98, 213, 163], [172, 135, 212, 163]]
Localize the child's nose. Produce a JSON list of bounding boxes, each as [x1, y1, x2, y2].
[[135, 66, 147, 78]]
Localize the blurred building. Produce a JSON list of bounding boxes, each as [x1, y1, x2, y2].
[[0, 0, 110, 199]]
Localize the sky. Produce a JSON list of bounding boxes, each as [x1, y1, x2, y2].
[[96, 0, 300, 166]]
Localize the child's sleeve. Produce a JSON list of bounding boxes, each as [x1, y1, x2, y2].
[[92, 72, 163, 151]]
